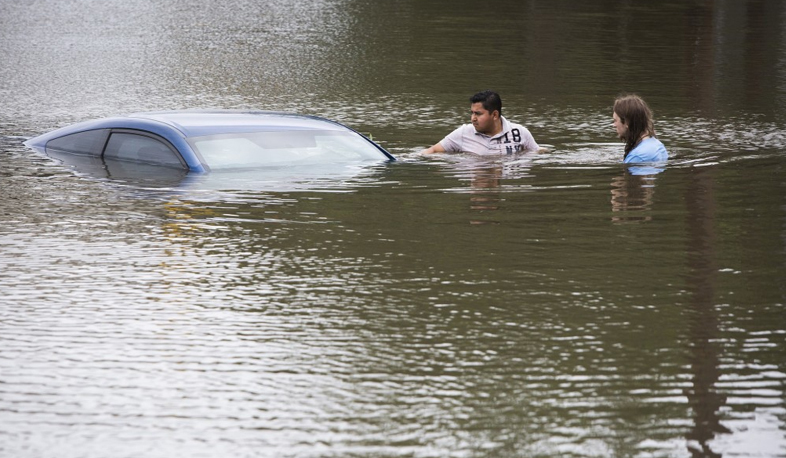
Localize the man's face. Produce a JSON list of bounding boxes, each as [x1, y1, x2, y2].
[[471, 102, 497, 135]]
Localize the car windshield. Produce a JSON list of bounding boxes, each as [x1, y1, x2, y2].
[[189, 130, 386, 169]]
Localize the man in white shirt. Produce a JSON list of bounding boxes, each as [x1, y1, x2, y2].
[[421, 90, 546, 155]]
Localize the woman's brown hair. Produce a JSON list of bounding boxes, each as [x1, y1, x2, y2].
[[614, 95, 656, 157]]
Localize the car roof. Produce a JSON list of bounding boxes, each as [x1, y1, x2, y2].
[[127, 110, 353, 138], [24, 110, 371, 153]]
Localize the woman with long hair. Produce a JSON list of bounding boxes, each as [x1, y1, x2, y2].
[[612, 94, 668, 163]]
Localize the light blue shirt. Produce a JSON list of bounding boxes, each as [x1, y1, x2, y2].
[[623, 137, 668, 163]]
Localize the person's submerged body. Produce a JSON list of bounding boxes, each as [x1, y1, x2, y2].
[[440, 115, 539, 156], [422, 90, 546, 156], [623, 137, 668, 163]]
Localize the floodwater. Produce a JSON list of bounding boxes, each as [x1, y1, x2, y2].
[[1, 1, 785, 457]]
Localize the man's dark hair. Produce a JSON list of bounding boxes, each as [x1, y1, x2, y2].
[[470, 90, 502, 116]]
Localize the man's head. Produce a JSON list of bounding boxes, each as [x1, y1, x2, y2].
[[470, 90, 502, 117], [469, 90, 502, 135]]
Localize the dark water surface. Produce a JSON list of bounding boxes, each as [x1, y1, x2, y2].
[[1, 1, 785, 457]]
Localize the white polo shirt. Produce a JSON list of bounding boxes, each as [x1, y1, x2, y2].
[[439, 116, 539, 156]]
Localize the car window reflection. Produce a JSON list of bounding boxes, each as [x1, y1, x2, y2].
[[46, 129, 109, 156], [192, 130, 384, 169], [104, 132, 186, 169]]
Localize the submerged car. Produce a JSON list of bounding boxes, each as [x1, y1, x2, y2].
[[24, 110, 395, 174]]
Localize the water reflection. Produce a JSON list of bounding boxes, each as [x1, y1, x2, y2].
[[683, 166, 730, 458], [3, 134, 786, 456], [2, 0, 786, 455], [34, 142, 392, 194], [609, 172, 658, 224], [468, 165, 503, 222], [426, 153, 538, 225], [41, 148, 190, 187]]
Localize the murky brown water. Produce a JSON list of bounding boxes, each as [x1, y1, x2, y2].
[[1, 1, 785, 457]]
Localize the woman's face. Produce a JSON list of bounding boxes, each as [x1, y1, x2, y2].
[[613, 112, 628, 139]]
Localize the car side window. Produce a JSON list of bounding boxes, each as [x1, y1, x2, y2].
[[103, 132, 185, 169], [46, 129, 109, 156]]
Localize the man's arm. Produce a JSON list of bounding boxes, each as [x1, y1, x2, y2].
[[420, 142, 446, 154]]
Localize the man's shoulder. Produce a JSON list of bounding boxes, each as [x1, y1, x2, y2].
[[500, 117, 531, 133], [440, 123, 478, 152], [445, 123, 478, 138]]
